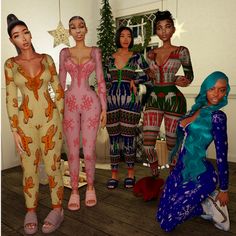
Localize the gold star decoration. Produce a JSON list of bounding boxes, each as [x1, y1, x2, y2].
[[48, 21, 70, 47]]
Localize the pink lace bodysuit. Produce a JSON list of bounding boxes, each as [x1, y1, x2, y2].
[[59, 47, 107, 187]]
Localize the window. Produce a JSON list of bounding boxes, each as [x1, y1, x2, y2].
[[116, 10, 159, 57]]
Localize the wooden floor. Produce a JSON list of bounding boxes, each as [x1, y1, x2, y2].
[[1, 161, 236, 236]]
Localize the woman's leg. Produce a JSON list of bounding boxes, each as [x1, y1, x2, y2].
[[80, 103, 101, 206], [143, 109, 164, 176], [17, 124, 40, 233], [63, 110, 81, 210], [119, 91, 141, 182], [40, 120, 64, 209], [164, 90, 187, 166], [157, 162, 217, 231], [63, 111, 81, 191], [106, 105, 121, 180], [164, 112, 184, 150], [120, 135, 135, 176], [18, 125, 40, 210], [80, 108, 100, 187], [108, 134, 121, 176], [40, 114, 64, 231]]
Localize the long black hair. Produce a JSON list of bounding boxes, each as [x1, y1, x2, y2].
[[115, 26, 134, 49]]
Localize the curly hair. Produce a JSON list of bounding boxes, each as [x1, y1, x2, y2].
[[154, 10, 174, 26]]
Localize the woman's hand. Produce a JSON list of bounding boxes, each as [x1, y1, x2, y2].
[[147, 50, 155, 60], [100, 110, 107, 128], [175, 76, 190, 87], [215, 191, 229, 207], [130, 80, 137, 95], [13, 131, 24, 155], [146, 68, 156, 81]]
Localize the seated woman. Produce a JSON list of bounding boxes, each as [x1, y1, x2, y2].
[[157, 71, 230, 232]]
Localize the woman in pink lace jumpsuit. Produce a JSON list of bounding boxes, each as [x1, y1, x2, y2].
[[59, 16, 107, 210]]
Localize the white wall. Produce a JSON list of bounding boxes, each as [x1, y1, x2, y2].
[[1, 0, 101, 170], [110, 0, 236, 162], [110, 0, 236, 89]]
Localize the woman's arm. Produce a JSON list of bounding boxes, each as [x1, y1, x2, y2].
[[130, 53, 153, 96], [104, 56, 112, 94], [5, 59, 24, 154], [136, 53, 150, 84], [59, 48, 68, 91], [5, 59, 19, 132], [47, 55, 64, 121], [212, 110, 229, 206], [94, 48, 107, 127], [175, 47, 194, 87]]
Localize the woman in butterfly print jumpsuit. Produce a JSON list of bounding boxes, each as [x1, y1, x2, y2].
[[59, 16, 107, 209]]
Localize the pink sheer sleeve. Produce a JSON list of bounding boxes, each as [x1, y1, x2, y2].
[[59, 48, 68, 90], [93, 47, 107, 111]]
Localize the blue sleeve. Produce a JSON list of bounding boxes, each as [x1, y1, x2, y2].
[[104, 56, 112, 93], [135, 53, 149, 84], [212, 110, 229, 191]]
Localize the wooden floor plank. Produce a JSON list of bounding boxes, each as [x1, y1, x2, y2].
[[2, 161, 236, 236], [1, 223, 24, 236]]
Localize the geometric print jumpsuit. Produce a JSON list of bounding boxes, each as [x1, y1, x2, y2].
[[143, 46, 194, 175], [105, 53, 149, 172], [5, 54, 64, 210]]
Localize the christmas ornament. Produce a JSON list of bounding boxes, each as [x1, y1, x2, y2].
[[48, 21, 70, 47], [48, 0, 70, 47]]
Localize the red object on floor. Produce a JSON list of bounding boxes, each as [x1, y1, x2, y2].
[[133, 176, 164, 201]]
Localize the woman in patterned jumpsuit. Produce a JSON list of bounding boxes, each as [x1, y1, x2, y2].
[[157, 71, 230, 232], [59, 16, 107, 210], [143, 11, 194, 176], [105, 26, 150, 189], [5, 14, 64, 234]]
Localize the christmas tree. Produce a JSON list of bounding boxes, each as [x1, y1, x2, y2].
[[97, 0, 116, 66]]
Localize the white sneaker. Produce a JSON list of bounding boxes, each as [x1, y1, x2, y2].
[[208, 190, 230, 231], [201, 198, 213, 221], [200, 213, 212, 221]]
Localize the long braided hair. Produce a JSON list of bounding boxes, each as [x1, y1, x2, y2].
[[171, 71, 230, 182]]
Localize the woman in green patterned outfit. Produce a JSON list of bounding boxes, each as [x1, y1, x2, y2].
[[143, 11, 194, 176]]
